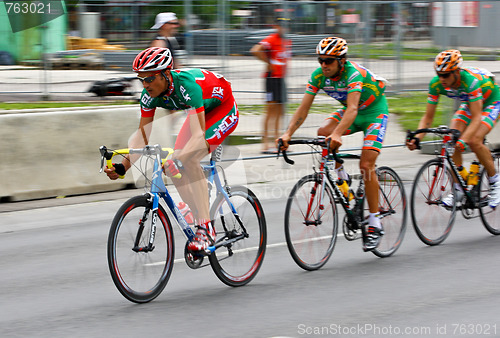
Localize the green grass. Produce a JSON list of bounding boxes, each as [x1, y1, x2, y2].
[[348, 43, 498, 61], [387, 92, 456, 131], [240, 92, 455, 135]]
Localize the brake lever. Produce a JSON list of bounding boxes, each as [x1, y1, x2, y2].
[[99, 156, 105, 173], [277, 139, 294, 165], [99, 145, 114, 172], [99, 146, 107, 173], [405, 130, 421, 150]]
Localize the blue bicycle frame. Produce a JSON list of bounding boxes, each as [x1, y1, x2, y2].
[[148, 149, 235, 255]]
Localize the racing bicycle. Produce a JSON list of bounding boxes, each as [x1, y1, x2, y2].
[[100, 144, 267, 303], [278, 137, 407, 271], [407, 127, 500, 246]]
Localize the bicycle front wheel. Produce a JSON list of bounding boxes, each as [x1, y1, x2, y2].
[[479, 154, 500, 235], [284, 174, 338, 271], [209, 186, 267, 287], [107, 195, 175, 303], [372, 166, 407, 258], [411, 159, 456, 245]]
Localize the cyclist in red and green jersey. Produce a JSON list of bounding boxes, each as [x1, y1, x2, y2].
[[278, 36, 389, 251], [139, 67, 238, 150], [407, 49, 500, 208], [105, 47, 239, 252]]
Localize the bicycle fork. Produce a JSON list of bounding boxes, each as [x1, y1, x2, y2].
[[132, 207, 156, 253], [303, 173, 329, 226]]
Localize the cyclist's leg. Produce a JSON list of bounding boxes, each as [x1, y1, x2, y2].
[[188, 100, 239, 250], [451, 102, 500, 188], [442, 106, 470, 207], [317, 108, 344, 137], [466, 102, 500, 177], [172, 112, 212, 221], [359, 111, 388, 250], [174, 100, 239, 221], [359, 112, 388, 214], [262, 77, 284, 152], [449, 104, 470, 168], [317, 108, 353, 171], [361, 149, 380, 213], [205, 100, 239, 152], [475, 102, 500, 207]]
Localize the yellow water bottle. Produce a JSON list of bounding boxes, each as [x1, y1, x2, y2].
[[467, 161, 480, 186], [457, 165, 468, 182], [337, 179, 354, 201]]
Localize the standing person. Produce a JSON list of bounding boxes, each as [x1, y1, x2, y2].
[[278, 37, 389, 251], [406, 49, 500, 208], [105, 47, 239, 252], [251, 16, 291, 154], [150, 12, 182, 68]]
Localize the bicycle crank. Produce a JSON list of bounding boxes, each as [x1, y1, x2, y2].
[[342, 214, 361, 241], [184, 242, 204, 269]]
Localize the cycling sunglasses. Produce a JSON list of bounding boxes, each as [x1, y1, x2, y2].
[[318, 57, 338, 65], [437, 72, 452, 79], [137, 72, 161, 84]]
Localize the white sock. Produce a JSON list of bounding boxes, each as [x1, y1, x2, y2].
[[368, 212, 381, 228], [489, 174, 499, 185], [335, 165, 349, 180], [453, 183, 463, 192]]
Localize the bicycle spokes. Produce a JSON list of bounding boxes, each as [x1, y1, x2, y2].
[[411, 159, 455, 246], [424, 164, 450, 204]]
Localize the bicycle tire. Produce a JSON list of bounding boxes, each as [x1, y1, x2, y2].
[[371, 166, 407, 258], [284, 173, 338, 271], [479, 154, 500, 235], [107, 194, 175, 303], [209, 186, 267, 287], [411, 159, 456, 245]]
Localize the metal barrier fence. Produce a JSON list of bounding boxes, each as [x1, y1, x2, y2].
[[1, 0, 500, 139]]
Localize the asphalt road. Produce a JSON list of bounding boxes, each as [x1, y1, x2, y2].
[[1, 181, 499, 338]]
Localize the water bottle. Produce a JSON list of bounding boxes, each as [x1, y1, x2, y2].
[[457, 165, 468, 182], [178, 201, 194, 225], [467, 161, 480, 186], [337, 179, 354, 201]]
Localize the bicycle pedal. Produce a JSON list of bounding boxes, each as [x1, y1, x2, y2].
[[185, 252, 204, 269]]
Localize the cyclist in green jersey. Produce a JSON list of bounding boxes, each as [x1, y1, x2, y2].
[[406, 49, 500, 208], [278, 36, 390, 251], [105, 47, 239, 252]]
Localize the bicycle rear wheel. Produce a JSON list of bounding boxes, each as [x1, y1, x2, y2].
[[411, 159, 456, 245], [372, 166, 407, 258], [284, 174, 338, 271], [209, 186, 267, 287], [479, 154, 500, 235], [107, 195, 174, 303]]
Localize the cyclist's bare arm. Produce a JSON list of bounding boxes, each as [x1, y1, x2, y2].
[[407, 103, 437, 150], [250, 43, 271, 71], [105, 116, 154, 179], [128, 116, 155, 165], [279, 93, 315, 149]]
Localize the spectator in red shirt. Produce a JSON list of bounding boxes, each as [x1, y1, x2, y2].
[[251, 16, 291, 154]]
